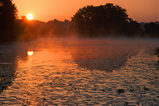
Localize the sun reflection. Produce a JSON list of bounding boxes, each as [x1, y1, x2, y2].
[[27, 51, 34, 56]]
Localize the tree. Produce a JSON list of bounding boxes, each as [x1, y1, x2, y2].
[[0, 0, 18, 42], [71, 3, 140, 37], [144, 22, 159, 37]]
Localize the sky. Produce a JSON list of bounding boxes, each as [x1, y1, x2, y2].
[[13, 0, 159, 22]]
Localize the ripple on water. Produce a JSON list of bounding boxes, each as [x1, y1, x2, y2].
[[0, 39, 159, 105]]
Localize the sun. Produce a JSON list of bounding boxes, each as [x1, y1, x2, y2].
[[27, 14, 33, 20]]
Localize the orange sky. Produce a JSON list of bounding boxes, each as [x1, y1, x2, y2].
[[13, 0, 159, 22]]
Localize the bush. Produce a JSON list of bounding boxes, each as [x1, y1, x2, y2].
[[154, 47, 159, 57]]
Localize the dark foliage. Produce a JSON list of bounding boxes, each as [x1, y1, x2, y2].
[[144, 22, 159, 37], [71, 3, 141, 37], [15, 16, 46, 41], [154, 47, 159, 57], [15, 18, 71, 41], [0, 0, 17, 43], [42, 19, 71, 37], [0, 1, 158, 42]]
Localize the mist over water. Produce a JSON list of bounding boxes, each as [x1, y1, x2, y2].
[[2, 37, 157, 71], [0, 37, 159, 105]]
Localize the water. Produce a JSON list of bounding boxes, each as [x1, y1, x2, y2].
[[0, 38, 159, 105]]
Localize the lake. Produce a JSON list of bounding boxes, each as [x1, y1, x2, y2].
[[0, 38, 159, 105]]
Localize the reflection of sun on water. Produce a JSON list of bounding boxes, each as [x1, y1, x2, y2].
[[27, 51, 34, 56]]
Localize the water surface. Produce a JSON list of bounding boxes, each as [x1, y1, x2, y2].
[[0, 38, 159, 105]]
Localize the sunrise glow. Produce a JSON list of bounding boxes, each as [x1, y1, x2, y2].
[[27, 51, 34, 56], [27, 14, 33, 20], [13, 0, 159, 22]]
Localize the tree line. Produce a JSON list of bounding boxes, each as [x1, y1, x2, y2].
[[71, 3, 159, 37], [0, 1, 159, 43]]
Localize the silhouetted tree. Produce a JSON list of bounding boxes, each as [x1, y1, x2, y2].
[[15, 16, 47, 41], [42, 19, 71, 37], [0, 0, 17, 43], [144, 22, 159, 37], [71, 3, 140, 37]]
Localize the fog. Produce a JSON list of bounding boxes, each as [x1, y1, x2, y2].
[[1, 1, 159, 105], [0, 37, 159, 105], [1, 37, 158, 70]]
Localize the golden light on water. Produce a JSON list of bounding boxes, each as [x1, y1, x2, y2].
[[27, 14, 33, 20], [27, 51, 34, 56]]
